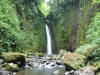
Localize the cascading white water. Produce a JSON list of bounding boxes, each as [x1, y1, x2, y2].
[[45, 24, 52, 55]]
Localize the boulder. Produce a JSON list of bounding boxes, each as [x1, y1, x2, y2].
[[52, 54, 63, 60], [2, 52, 26, 67], [0, 68, 9, 75], [5, 63, 19, 72], [65, 70, 75, 75], [65, 72, 70, 75], [65, 66, 94, 75], [53, 69, 65, 75], [74, 66, 95, 75], [63, 52, 86, 71], [28, 62, 34, 67], [53, 70, 59, 75]]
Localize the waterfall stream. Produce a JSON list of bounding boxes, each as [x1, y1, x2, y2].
[[45, 24, 52, 55]]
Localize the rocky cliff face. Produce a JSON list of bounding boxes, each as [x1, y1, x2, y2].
[[0, 0, 95, 53], [47, 0, 94, 52]]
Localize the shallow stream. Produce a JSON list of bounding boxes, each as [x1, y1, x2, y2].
[[16, 66, 65, 75]]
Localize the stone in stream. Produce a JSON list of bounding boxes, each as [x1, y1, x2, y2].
[[26, 58, 35, 63], [65, 66, 95, 75], [56, 61, 62, 65], [65, 72, 70, 75], [42, 60, 46, 63], [53, 64, 65, 75], [33, 62, 39, 68], [5, 63, 20, 72], [74, 70, 94, 75], [2, 52, 26, 67], [0, 59, 3, 64], [28, 62, 34, 67], [53, 70, 60, 75], [25, 62, 34, 69], [12, 72, 16, 75], [53, 69, 65, 75], [0, 68, 9, 75], [25, 64, 30, 69], [0, 59, 4, 68], [74, 66, 95, 75], [65, 70, 75, 75]]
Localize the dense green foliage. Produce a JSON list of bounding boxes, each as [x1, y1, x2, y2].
[[75, 0, 100, 65], [0, 0, 24, 54], [0, 0, 46, 54], [12, 0, 46, 52], [0, 0, 100, 68]]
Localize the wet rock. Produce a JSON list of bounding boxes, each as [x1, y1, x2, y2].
[[0, 68, 9, 75], [28, 62, 34, 67], [74, 66, 95, 75], [63, 52, 86, 70], [33, 62, 39, 68], [0, 59, 3, 68], [0, 64, 2, 68], [74, 70, 94, 75], [12, 72, 16, 75], [25, 62, 34, 69], [65, 70, 75, 75], [56, 61, 63, 65], [58, 65, 65, 75], [42, 60, 46, 63], [26, 56, 36, 63], [0, 59, 3, 64], [65, 66, 95, 75], [45, 56, 51, 60], [2, 52, 26, 67], [53, 69, 65, 75], [52, 55, 61, 60], [65, 72, 71, 75], [25, 64, 30, 69], [5, 63, 19, 72], [70, 70, 75, 74], [53, 70, 60, 75]]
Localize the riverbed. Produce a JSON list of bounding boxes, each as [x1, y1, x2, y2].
[[16, 65, 65, 75], [16, 55, 65, 75]]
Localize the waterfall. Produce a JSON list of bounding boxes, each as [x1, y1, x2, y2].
[[45, 24, 52, 55]]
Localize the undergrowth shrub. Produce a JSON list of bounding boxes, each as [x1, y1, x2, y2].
[[75, 12, 100, 64], [75, 41, 100, 64]]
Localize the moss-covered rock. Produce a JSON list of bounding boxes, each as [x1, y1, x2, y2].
[[94, 62, 100, 73], [52, 54, 60, 60], [63, 52, 86, 71], [26, 52, 44, 57], [2, 52, 26, 67], [59, 49, 66, 55], [5, 63, 19, 72], [32, 52, 44, 57]]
